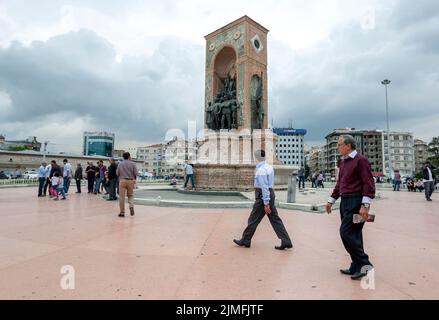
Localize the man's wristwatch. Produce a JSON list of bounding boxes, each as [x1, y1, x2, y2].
[[362, 203, 370, 209]]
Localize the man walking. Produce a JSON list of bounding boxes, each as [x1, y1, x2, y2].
[[43, 162, 51, 196], [298, 167, 305, 189], [325, 135, 375, 280], [74, 163, 83, 193], [183, 163, 196, 190], [116, 152, 137, 217], [107, 158, 118, 201], [233, 150, 293, 250], [423, 162, 436, 201], [37, 162, 48, 197], [94, 161, 105, 194], [85, 162, 96, 193], [62, 159, 73, 193], [393, 170, 401, 191]]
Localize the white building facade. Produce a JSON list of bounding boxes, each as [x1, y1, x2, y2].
[[273, 128, 306, 168]]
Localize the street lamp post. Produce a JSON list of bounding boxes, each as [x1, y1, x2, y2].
[[43, 141, 49, 162], [381, 79, 392, 179]]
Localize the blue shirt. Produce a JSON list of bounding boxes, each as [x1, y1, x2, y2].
[[254, 161, 274, 205], [38, 166, 48, 178], [185, 164, 193, 175], [63, 163, 72, 178]]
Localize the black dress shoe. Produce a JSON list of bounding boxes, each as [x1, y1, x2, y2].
[[275, 243, 293, 250], [351, 271, 368, 280], [233, 239, 250, 248], [340, 269, 354, 275]]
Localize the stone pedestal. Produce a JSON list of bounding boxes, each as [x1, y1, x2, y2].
[[195, 129, 298, 191]]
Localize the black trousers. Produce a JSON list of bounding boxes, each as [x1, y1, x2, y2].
[[109, 179, 117, 199], [38, 177, 45, 196], [43, 178, 51, 195], [76, 179, 81, 193], [241, 188, 292, 245], [87, 177, 95, 193], [339, 196, 373, 273]]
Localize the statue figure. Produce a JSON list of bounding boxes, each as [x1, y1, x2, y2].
[[220, 96, 232, 130], [212, 94, 222, 130], [255, 76, 263, 128], [205, 102, 214, 129], [231, 100, 239, 129], [252, 75, 264, 129]]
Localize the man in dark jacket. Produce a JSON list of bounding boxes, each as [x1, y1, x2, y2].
[[423, 162, 436, 201], [74, 163, 83, 193], [50, 160, 62, 178], [107, 158, 118, 201], [85, 162, 96, 193]]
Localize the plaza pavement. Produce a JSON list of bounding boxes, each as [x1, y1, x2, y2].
[[0, 187, 438, 300]]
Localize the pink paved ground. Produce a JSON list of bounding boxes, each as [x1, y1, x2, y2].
[[0, 187, 438, 300]]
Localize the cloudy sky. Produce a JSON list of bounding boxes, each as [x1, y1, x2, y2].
[[0, 0, 438, 153]]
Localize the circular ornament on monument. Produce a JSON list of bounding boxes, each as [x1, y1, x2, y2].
[[233, 31, 241, 40], [254, 39, 260, 49], [209, 43, 216, 51]]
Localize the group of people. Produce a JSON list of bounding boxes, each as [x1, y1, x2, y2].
[[296, 169, 326, 190], [83, 159, 119, 201], [36, 153, 139, 216], [392, 162, 437, 201], [406, 178, 428, 192], [37, 159, 72, 200], [311, 171, 325, 188]]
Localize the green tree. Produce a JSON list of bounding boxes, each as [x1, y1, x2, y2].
[[7, 146, 27, 152], [427, 136, 439, 175]]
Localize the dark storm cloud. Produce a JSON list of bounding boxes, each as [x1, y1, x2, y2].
[[0, 29, 204, 143], [0, 0, 438, 151], [269, 0, 439, 143]]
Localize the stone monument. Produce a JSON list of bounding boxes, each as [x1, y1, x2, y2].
[[195, 16, 297, 191]]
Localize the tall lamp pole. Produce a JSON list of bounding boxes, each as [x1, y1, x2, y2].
[[43, 141, 49, 162], [381, 79, 392, 179]]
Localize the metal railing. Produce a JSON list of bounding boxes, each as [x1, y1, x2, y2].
[[0, 178, 39, 185], [0, 178, 181, 186]]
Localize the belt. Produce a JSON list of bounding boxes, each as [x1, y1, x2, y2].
[[120, 178, 135, 181], [340, 192, 362, 198], [255, 188, 274, 191]]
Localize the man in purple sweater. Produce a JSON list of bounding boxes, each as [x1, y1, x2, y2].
[[325, 135, 375, 280]]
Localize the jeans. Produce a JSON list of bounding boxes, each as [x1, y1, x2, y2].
[[63, 177, 71, 193], [298, 176, 305, 189], [38, 177, 45, 196], [53, 186, 66, 199], [184, 174, 195, 188], [393, 180, 401, 191], [94, 177, 103, 193], [424, 181, 434, 200]]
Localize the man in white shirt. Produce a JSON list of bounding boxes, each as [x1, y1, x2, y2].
[[183, 163, 195, 190], [233, 150, 293, 250], [423, 162, 436, 202], [62, 159, 73, 194]]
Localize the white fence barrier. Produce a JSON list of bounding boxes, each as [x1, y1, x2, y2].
[[0, 178, 39, 186], [0, 178, 178, 186]]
